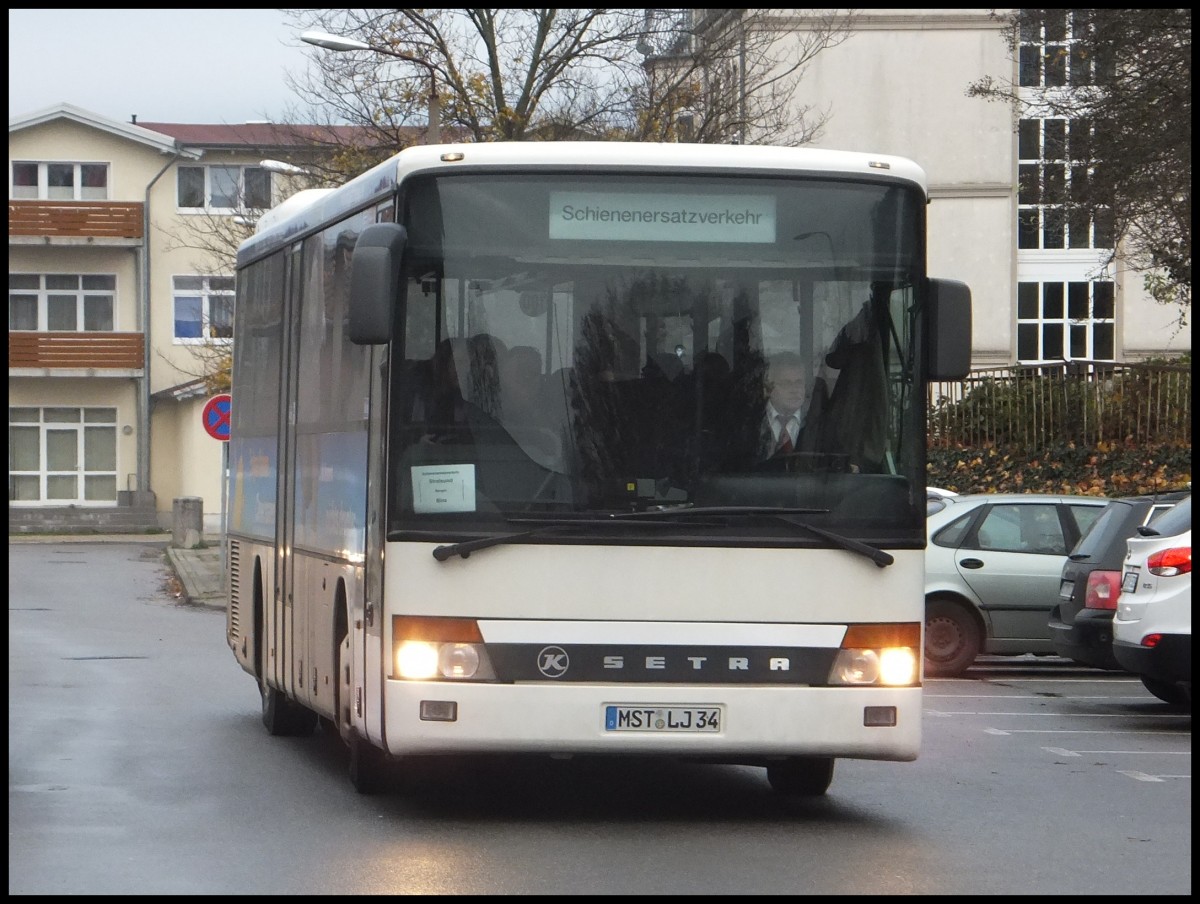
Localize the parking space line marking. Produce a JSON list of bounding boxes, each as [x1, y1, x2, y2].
[[926, 693, 1146, 699], [948, 677, 1145, 684], [1049, 748, 1191, 755], [1117, 770, 1167, 782], [985, 727, 1191, 736], [929, 710, 1177, 718]]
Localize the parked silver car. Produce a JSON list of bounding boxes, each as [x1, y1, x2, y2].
[[924, 492, 1109, 676]]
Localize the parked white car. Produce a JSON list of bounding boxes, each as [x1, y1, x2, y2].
[[926, 486, 959, 516], [1113, 495, 1192, 705]]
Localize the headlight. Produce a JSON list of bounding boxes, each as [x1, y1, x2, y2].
[[828, 623, 921, 686], [392, 617, 497, 681]]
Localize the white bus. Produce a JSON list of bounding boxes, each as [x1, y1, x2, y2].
[[226, 141, 970, 796]]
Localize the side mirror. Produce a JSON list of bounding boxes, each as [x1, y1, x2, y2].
[[927, 278, 972, 380], [348, 222, 407, 345]]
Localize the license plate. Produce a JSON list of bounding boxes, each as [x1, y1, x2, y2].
[[604, 705, 722, 732], [1121, 570, 1139, 594], [1059, 580, 1074, 600]]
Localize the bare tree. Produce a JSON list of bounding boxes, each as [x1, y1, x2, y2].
[[634, 9, 855, 145], [968, 9, 1191, 321], [168, 9, 859, 390], [279, 9, 855, 147]]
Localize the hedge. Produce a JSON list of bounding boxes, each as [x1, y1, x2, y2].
[[927, 440, 1192, 497]]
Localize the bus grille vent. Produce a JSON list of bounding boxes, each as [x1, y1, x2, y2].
[[228, 539, 241, 641]]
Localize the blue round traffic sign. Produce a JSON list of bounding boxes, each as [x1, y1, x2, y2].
[[202, 394, 232, 441]]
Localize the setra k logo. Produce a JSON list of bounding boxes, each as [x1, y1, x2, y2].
[[537, 645, 570, 678]]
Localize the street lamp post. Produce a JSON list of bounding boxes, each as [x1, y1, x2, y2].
[[300, 30, 440, 144]]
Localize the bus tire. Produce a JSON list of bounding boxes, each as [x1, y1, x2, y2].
[[261, 682, 317, 736], [924, 596, 982, 677], [766, 756, 835, 796], [348, 733, 389, 794]]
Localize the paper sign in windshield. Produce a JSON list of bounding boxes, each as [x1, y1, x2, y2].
[[549, 191, 776, 243], [412, 464, 476, 513]]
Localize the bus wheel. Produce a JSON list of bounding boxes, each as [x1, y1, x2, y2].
[[924, 597, 982, 677], [347, 733, 389, 794], [261, 681, 317, 736], [767, 757, 835, 796]]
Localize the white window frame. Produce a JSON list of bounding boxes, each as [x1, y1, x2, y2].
[[1015, 258, 1116, 365], [1014, 12, 1117, 367], [172, 274, 235, 344], [8, 273, 117, 332], [1017, 118, 1111, 253], [1018, 10, 1108, 91], [8, 407, 119, 506], [176, 164, 272, 214], [10, 160, 110, 200]]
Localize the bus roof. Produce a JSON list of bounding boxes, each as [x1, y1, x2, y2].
[[238, 141, 928, 267]]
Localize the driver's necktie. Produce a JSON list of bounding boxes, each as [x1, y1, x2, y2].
[[775, 415, 794, 456]]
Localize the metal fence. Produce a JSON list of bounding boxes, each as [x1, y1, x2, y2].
[[927, 362, 1192, 449]]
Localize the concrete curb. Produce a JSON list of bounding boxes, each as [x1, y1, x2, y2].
[[164, 545, 226, 610]]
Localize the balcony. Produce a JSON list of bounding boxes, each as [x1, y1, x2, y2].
[[9, 332, 145, 376], [9, 200, 144, 246]]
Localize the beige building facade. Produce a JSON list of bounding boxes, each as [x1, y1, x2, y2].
[[8, 104, 352, 532]]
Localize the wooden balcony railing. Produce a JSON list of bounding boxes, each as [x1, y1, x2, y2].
[[8, 200, 144, 239], [9, 332, 145, 371]]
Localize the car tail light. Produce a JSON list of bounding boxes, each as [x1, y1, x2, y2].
[[1084, 570, 1121, 609], [1147, 547, 1191, 577]]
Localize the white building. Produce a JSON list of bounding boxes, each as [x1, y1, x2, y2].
[[756, 8, 1187, 366]]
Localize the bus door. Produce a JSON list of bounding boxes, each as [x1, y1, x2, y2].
[[270, 243, 305, 698]]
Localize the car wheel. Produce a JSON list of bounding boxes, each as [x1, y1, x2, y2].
[[924, 597, 982, 678], [1139, 675, 1190, 706], [766, 757, 835, 796]]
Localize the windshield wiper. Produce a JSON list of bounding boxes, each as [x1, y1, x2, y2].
[[431, 505, 829, 561], [771, 515, 894, 568], [629, 505, 893, 566], [432, 515, 652, 561]]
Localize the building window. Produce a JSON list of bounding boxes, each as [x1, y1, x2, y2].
[[10, 161, 109, 200], [8, 274, 116, 331], [8, 407, 118, 505], [1016, 280, 1115, 363], [1018, 10, 1110, 89], [177, 165, 272, 212], [173, 275, 234, 342], [1018, 118, 1113, 251]]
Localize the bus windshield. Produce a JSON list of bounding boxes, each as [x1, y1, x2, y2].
[[388, 172, 926, 544]]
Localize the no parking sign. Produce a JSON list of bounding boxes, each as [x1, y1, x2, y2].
[[202, 393, 232, 442]]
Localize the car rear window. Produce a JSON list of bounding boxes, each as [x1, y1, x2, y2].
[[1070, 503, 1106, 541], [1144, 495, 1191, 537], [1071, 501, 1133, 557]]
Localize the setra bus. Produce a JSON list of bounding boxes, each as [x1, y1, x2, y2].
[[226, 141, 971, 795]]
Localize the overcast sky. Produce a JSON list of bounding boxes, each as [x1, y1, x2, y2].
[[9, 9, 307, 124]]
